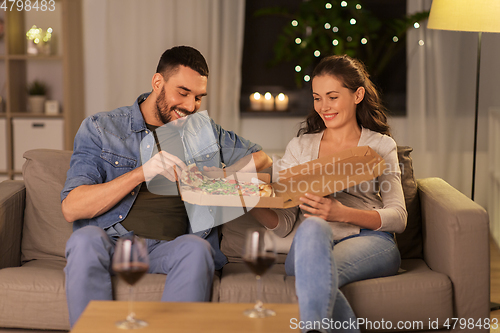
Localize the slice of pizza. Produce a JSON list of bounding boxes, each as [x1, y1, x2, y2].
[[180, 164, 205, 188]]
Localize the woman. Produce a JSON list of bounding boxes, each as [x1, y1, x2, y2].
[[250, 55, 407, 333]]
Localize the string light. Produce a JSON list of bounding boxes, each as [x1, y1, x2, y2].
[[26, 25, 52, 45], [288, 4, 428, 86], [43, 27, 52, 42]]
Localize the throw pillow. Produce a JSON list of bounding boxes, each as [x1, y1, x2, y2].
[[21, 149, 73, 262], [396, 146, 423, 259]]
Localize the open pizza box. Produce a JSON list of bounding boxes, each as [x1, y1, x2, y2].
[[178, 146, 386, 209]]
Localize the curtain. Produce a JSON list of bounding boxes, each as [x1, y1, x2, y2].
[[82, 0, 245, 131], [405, 0, 500, 211]]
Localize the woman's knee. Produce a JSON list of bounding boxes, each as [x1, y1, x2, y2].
[[296, 217, 332, 240]]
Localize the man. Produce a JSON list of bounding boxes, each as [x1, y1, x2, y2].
[[61, 46, 271, 327]]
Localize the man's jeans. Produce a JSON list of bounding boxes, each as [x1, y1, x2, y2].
[[285, 217, 401, 333], [64, 226, 215, 327]]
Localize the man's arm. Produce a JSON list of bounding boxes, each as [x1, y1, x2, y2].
[[62, 168, 143, 223], [224, 150, 272, 172], [251, 150, 272, 171], [62, 151, 186, 223]]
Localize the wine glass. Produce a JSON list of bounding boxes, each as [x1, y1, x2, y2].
[[112, 236, 150, 329], [242, 229, 277, 318]]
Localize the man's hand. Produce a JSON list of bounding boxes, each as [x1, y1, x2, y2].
[[141, 151, 187, 182]]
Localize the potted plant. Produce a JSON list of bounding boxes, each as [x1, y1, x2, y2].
[[27, 80, 48, 114]]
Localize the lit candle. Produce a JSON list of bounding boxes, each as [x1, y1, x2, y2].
[[249, 92, 263, 110], [262, 92, 274, 111], [275, 93, 289, 111]]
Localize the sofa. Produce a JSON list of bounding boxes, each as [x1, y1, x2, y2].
[[0, 148, 490, 332]]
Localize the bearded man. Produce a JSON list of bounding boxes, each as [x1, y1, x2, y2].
[[61, 46, 271, 327]]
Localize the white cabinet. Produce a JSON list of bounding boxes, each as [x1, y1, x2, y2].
[[12, 118, 64, 171]]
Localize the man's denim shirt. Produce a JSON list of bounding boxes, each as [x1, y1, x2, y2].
[[61, 93, 262, 269]]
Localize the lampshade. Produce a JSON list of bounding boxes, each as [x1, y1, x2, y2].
[[427, 0, 500, 33]]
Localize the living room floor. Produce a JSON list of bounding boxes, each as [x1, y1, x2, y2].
[[1, 241, 500, 333]]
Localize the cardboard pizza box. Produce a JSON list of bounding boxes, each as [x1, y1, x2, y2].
[[178, 145, 386, 209]]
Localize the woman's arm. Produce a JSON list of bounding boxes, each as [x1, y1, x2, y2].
[[299, 193, 381, 230], [299, 136, 407, 233]]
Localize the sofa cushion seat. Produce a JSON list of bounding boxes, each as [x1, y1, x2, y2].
[[0, 258, 219, 330], [219, 259, 453, 332], [343, 259, 453, 331], [0, 259, 69, 330], [219, 263, 297, 303]]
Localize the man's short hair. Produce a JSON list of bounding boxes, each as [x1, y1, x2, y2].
[[156, 46, 209, 81]]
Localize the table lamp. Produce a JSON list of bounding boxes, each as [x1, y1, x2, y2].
[[427, 0, 500, 201]]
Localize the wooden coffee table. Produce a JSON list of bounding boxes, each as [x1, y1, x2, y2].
[[71, 301, 300, 332]]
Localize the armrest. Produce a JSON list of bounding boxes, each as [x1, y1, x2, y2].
[[0, 180, 26, 269], [418, 178, 489, 324]]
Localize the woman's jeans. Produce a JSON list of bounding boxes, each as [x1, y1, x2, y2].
[[285, 217, 401, 333]]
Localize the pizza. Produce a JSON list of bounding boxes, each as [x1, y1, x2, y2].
[[180, 164, 274, 197]]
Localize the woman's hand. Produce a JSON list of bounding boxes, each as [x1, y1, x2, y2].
[[299, 192, 382, 229], [299, 193, 344, 221]]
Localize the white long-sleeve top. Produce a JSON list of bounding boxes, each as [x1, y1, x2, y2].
[[269, 127, 407, 240]]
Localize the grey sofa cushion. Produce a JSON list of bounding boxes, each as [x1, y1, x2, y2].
[[396, 146, 423, 259], [21, 149, 73, 262], [219, 259, 453, 331], [344, 259, 453, 331], [219, 263, 297, 303], [0, 259, 70, 330]]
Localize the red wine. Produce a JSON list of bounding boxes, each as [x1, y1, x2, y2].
[[243, 254, 276, 276], [113, 262, 149, 286]]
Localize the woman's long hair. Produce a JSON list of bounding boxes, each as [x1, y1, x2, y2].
[[297, 55, 391, 137]]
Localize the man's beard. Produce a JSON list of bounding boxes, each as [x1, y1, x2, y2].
[[155, 87, 192, 124]]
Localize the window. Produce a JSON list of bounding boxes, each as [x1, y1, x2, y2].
[[240, 0, 407, 117]]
